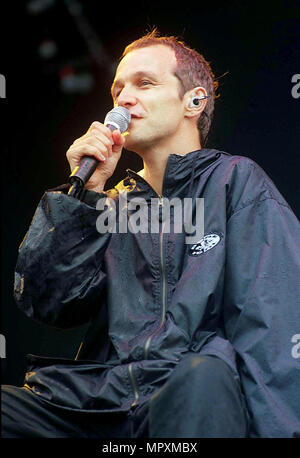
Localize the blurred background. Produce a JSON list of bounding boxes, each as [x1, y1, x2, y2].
[[2, 0, 300, 385]]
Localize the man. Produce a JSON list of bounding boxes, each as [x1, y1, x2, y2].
[[2, 30, 300, 438]]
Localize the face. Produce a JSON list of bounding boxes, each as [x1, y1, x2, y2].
[[111, 45, 186, 153]]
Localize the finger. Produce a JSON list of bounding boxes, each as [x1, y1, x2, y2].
[[90, 132, 114, 157], [73, 133, 113, 156], [87, 121, 103, 133], [67, 144, 107, 170], [88, 121, 114, 141], [70, 131, 114, 157], [111, 130, 126, 152]]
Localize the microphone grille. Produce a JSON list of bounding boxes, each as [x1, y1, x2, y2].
[[104, 106, 131, 133]]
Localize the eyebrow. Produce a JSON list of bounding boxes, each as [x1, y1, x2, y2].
[[111, 70, 159, 97]]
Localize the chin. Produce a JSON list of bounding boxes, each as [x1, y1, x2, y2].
[[124, 132, 148, 153], [124, 126, 164, 154]]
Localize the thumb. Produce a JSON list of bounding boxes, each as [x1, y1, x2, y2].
[[111, 129, 126, 153]]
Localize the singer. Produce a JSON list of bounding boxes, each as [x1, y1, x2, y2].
[[2, 29, 300, 438]]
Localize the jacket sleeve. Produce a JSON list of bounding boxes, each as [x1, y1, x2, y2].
[[223, 193, 300, 437], [14, 189, 113, 329]]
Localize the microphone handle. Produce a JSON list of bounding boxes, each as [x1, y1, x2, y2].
[[69, 156, 98, 188]]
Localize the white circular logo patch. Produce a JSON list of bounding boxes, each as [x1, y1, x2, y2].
[[189, 233, 221, 256]]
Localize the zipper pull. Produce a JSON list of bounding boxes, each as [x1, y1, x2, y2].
[[158, 196, 164, 223]]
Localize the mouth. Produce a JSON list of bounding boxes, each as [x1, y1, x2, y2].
[[130, 113, 143, 119]]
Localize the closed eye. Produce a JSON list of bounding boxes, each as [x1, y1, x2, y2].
[[112, 80, 154, 101], [138, 80, 152, 87]]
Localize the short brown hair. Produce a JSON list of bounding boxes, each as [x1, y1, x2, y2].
[[121, 28, 219, 146]]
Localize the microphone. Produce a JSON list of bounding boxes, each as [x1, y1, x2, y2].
[[68, 106, 131, 197]]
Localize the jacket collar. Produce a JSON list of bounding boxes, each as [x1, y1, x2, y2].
[[121, 148, 225, 198]]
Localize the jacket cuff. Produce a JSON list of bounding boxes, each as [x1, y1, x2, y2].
[[45, 183, 108, 208]]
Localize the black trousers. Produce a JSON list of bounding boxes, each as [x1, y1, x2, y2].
[[1, 354, 249, 438]]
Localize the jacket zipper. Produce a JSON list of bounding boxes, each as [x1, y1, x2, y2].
[[144, 197, 166, 359], [128, 362, 139, 407], [128, 197, 166, 405], [74, 341, 83, 360], [125, 171, 167, 403]]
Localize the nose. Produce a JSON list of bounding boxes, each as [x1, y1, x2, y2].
[[116, 86, 137, 108]]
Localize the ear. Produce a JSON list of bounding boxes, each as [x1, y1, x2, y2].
[[184, 86, 208, 119]]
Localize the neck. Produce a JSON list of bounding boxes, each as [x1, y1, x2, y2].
[[136, 127, 201, 196]]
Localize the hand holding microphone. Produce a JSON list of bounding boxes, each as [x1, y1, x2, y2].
[[66, 107, 131, 195]]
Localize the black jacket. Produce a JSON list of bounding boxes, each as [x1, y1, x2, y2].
[[14, 148, 300, 437]]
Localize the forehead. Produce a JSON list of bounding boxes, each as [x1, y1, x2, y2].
[[114, 45, 178, 82]]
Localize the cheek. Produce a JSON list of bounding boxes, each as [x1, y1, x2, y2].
[[147, 88, 181, 111], [154, 106, 182, 130], [148, 96, 182, 123]]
